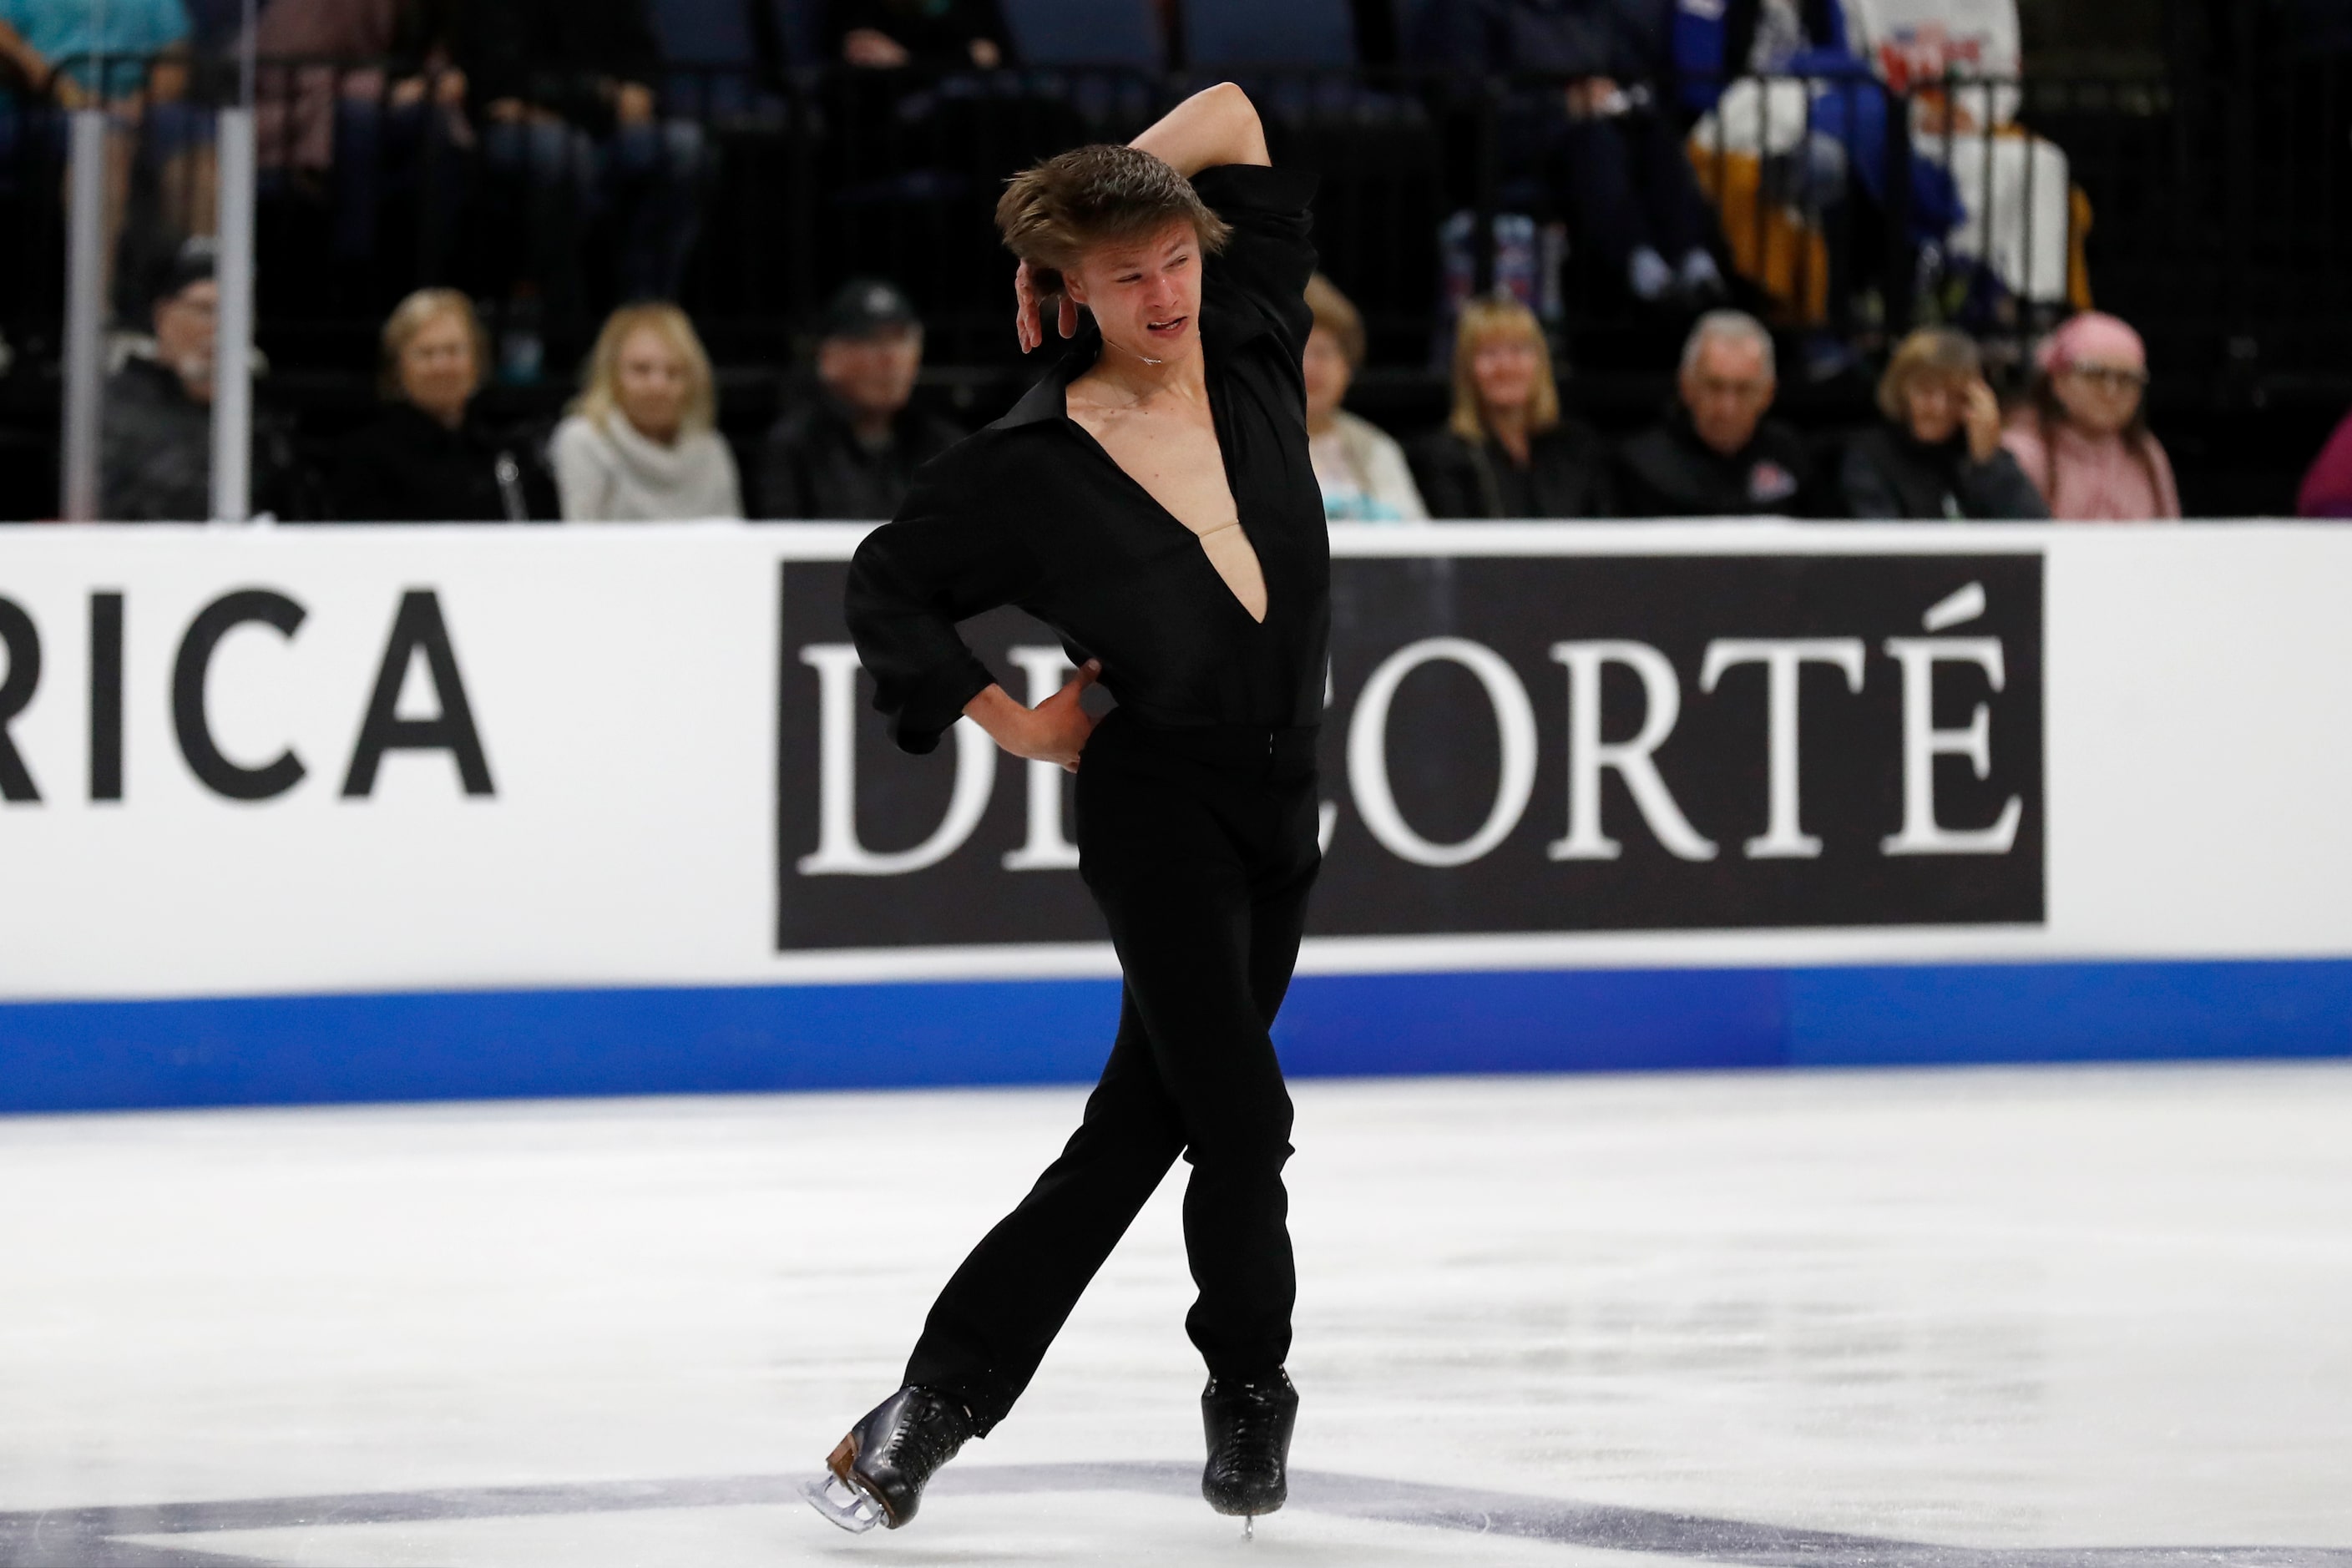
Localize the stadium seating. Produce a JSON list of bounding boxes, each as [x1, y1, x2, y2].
[[1181, 0, 1358, 68], [1001, 0, 1165, 70]]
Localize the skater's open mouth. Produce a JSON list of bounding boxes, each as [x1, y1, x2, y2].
[[1145, 315, 1189, 338]]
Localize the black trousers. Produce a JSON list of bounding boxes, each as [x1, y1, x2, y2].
[[903, 710, 1323, 1434]]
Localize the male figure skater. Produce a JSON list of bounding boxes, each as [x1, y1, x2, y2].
[[805, 81, 1328, 1535]]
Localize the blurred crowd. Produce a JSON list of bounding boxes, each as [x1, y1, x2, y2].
[[1119, 270, 2183, 524], [88, 244, 968, 523], [95, 240, 2217, 524], [3, 0, 2349, 521]]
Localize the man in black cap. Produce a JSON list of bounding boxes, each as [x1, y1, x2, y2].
[[99, 239, 309, 521], [756, 279, 966, 520]]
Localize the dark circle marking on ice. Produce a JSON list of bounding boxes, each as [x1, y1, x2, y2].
[[6, 1465, 2346, 1566]]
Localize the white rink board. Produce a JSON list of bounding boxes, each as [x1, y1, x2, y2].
[[2, 522, 2349, 1003]]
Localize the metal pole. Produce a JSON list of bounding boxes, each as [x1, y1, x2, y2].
[[210, 0, 260, 523], [60, 109, 110, 523], [210, 106, 255, 523]]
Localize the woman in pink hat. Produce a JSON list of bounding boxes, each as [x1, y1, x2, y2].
[[2001, 312, 2182, 521]]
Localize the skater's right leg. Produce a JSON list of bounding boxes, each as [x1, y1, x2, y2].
[[900, 996, 1185, 1430], [811, 1004, 1181, 1532]]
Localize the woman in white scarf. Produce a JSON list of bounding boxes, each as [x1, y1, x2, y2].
[[553, 303, 744, 521]]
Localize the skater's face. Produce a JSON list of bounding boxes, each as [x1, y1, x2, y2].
[[2053, 361, 2146, 437], [1065, 220, 1203, 366], [1682, 336, 1774, 457], [615, 326, 693, 443], [397, 309, 479, 428]]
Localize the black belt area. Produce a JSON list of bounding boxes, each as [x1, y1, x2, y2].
[[1118, 716, 1321, 775]]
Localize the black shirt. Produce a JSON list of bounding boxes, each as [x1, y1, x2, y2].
[[757, 393, 966, 520], [847, 163, 1329, 756], [331, 402, 534, 523], [1839, 423, 2050, 521], [1616, 407, 1822, 518], [98, 357, 311, 524], [1409, 420, 1616, 518]]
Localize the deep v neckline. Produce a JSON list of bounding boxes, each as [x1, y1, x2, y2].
[[1062, 357, 1269, 628]]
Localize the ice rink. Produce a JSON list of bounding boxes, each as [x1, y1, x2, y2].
[[3, 1063, 2348, 1567]]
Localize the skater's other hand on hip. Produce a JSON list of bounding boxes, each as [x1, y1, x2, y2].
[[966, 662, 1099, 772]]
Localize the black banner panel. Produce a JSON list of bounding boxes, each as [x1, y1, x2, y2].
[[776, 554, 2044, 949]]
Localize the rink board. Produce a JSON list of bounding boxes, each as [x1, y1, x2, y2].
[[3, 959, 2351, 1112], [3, 521, 2349, 1110]]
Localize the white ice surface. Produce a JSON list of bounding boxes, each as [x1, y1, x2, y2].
[[3, 1065, 2349, 1565]]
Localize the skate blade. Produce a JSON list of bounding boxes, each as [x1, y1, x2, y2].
[[801, 1470, 886, 1534]]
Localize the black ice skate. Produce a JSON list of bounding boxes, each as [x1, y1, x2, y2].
[[1201, 1368, 1298, 1533], [801, 1385, 974, 1533]]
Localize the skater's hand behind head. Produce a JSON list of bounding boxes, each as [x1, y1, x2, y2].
[[1014, 259, 1079, 356]]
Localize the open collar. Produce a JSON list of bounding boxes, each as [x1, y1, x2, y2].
[[990, 294, 1272, 432]]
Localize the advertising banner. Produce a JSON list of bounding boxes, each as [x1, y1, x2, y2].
[[1, 523, 2348, 1109], [776, 553, 2045, 948]]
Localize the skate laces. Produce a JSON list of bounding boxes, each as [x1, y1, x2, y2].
[[1209, 1381, 1291, 1471], [878, 1389, 969, 1476]]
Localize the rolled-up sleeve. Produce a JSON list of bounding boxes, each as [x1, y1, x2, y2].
[[1191, 163, 1319, 355], [844, 460, 1044, 755]]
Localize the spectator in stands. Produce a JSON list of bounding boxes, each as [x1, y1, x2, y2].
[[1303, 274, 1426, 523], [331, 290, 547, 522], [553, 302, 741, 522], [758, 279, 964, 521], [2002, 312, 2180, 522], [1841, 328, 2046, 520], [2296, 407, 2352, 519], [1, 0, 190, 108], [827, 0, 1008, 68], [454, 0, 704, 352], [3, 0, 216, 297], [99, 240, 308, 521], [250, 0, 470, 265], [1409, 295, 1609, 518], [1424, 0, 1726, 307], [1617, 310, 1818, 516]]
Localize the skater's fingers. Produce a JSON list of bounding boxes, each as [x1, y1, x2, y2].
[[1014, 260, 1047, 353], [1044, 663, 1097, 708]]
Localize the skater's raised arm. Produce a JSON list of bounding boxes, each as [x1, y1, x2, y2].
[[1013, 84, 1269, 351], [1130, 82, 1270, 178]]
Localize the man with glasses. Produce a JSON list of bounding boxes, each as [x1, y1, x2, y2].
[[99, 240, 308, 521], [1616, 309, 1821, 518]]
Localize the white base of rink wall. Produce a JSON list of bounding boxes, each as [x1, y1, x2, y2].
[[4, 520, 2350, 1111], [1, 961, 2349, 1113]]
